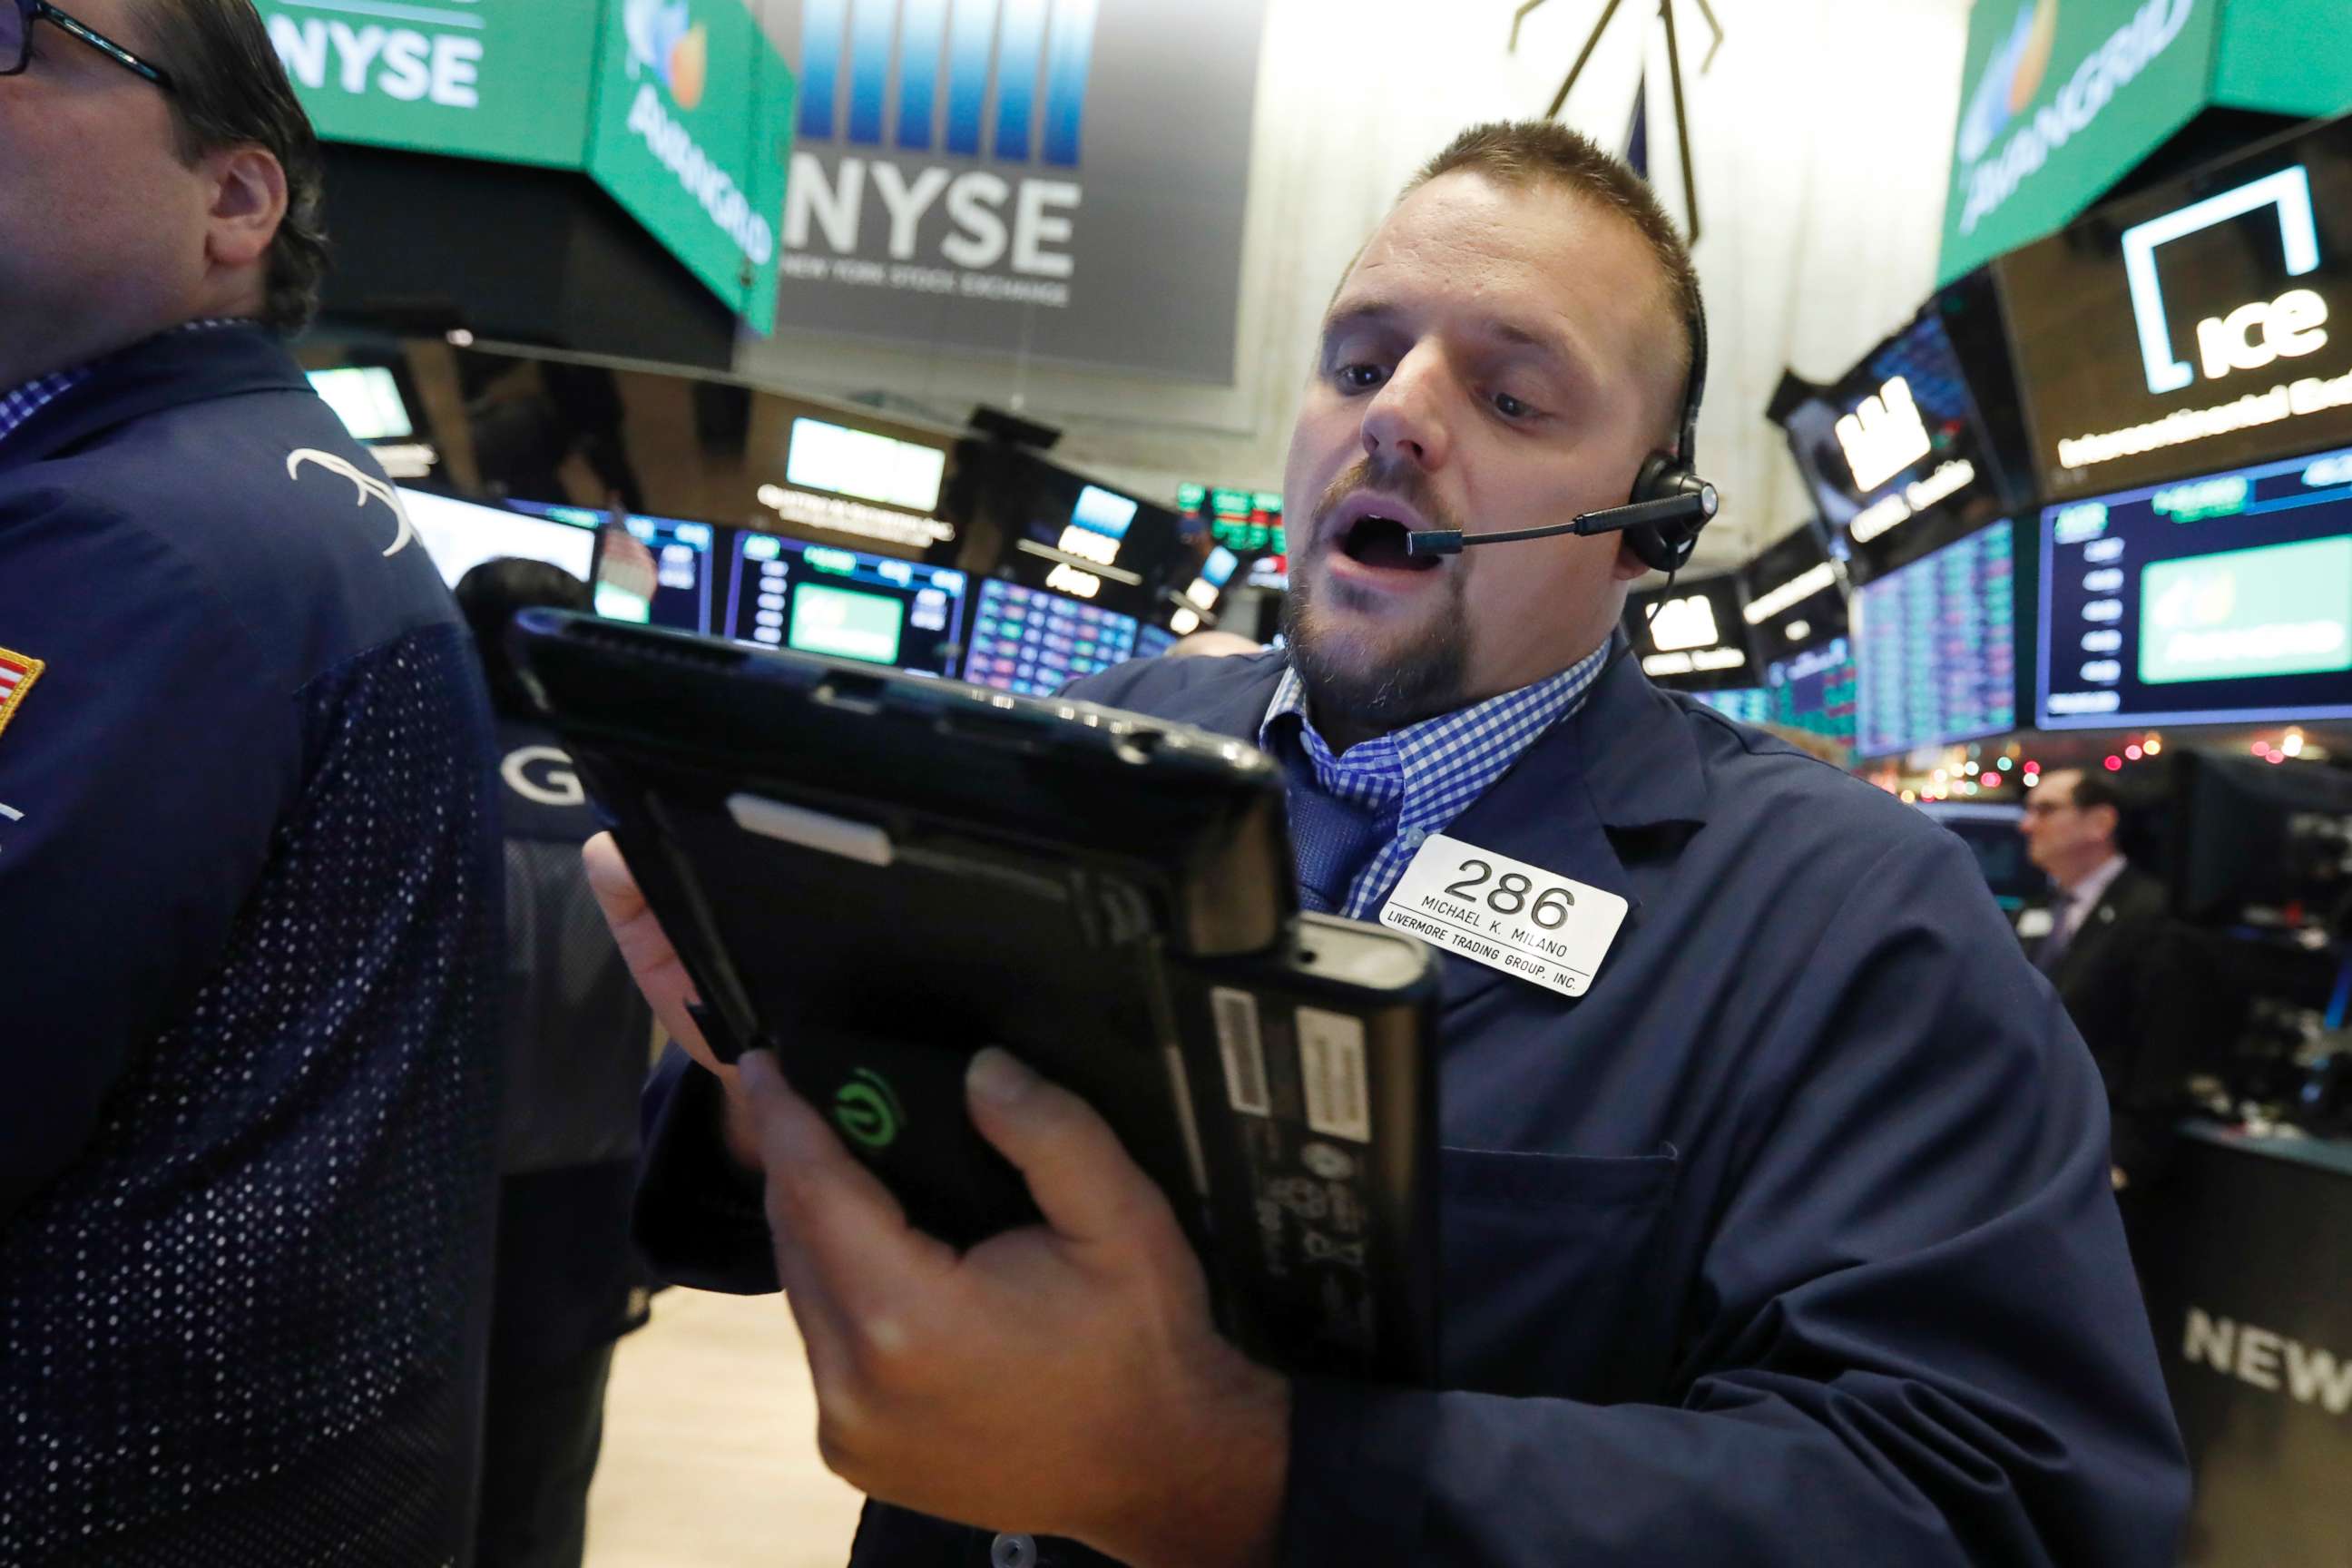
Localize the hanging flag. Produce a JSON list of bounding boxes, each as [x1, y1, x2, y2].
[[1623, 67, 1650, 180]]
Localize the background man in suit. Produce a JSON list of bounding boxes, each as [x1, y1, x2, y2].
[[2022, 769, 2176, 1190]]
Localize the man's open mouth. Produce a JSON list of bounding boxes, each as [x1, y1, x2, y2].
[[1337, 514, 1442, 572]]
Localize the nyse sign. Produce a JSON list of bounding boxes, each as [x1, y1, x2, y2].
[[769, 0, 1266, 382], [259, 2, 604, 170]]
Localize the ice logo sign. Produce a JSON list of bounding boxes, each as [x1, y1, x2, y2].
[[2122, 165, 2328, 397], [625, 0, 708, 111], [798, 0, 1097, 167]]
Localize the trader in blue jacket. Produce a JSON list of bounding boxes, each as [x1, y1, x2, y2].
[[596, 121, 2189, 1566], [0, 3, 501, 1561]]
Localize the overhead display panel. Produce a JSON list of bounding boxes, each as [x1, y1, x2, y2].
[[1999, 113, 2352, 501], [1627, 574, 1756, 691], [1775, 297, 2024, 584], [1738, 522, 1849, 652], [2037, 439, 2352, 728], [1853, 520, 2020, 757], [1695, 635, 1858, 761]]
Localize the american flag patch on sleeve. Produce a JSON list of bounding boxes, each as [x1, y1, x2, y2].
[[0, 646, 44, 741]]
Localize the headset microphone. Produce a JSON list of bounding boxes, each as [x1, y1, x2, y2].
[[1405, 480, 1719, 557]]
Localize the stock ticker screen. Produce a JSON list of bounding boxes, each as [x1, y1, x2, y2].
[[1694, 637, 1858, 758], [960, 579, 1146, 697], [589, 514, 720, 629], [1854, 521, 2018, 758], [2037, 442, 2352, 729], [721, 532, 969, 679]]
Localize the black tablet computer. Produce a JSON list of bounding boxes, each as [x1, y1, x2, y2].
[[513, 611, 1441, 1385]]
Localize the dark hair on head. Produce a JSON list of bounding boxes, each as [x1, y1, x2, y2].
[[1405, 121, 1700, 442], [455, 557, 593, 717], [2063, 769, 2125, 819], [139, 0, 329, 334]]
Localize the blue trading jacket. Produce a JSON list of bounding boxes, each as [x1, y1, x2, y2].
[[634, 644, 2190, 1568], [0, 326, 503, 1565]]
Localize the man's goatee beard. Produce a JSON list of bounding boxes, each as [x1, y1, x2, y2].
[[1279, 568, 1472, 736]]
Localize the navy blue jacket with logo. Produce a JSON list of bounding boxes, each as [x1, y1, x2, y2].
[[0, 325, 503, 1565], [632, 644, 2190, 1567]]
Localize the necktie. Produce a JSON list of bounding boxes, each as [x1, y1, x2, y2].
[[2035, 892, 2082, 975], [1288, 784, 1390, 916]]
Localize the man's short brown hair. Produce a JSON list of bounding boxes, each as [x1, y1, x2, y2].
[[1405, 121, 1700, 444]]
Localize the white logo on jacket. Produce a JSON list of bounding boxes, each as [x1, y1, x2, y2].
[[286, 448, 416, 557]]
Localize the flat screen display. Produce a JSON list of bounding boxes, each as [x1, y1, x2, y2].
[[1997, 116, 2352, 501], [720, 533, 969, 679], [961, 579, 1145, 697], [399, 491, 597, 589], [784, 416, 950, 514], [1627, 573, 1756, 691], [2037, 441, 2352, 729], [590, 513, 723, 630], [1693, 636, 1858, 759], [309, 367, 414, 442], [1739, 522, 1848, 650], [1854, 520, 2018, 757], [991, 456, 1186, 620], [1915, 801, 2047, 912], [1775, 301, 2017, 583], [1179, 483, 1288, 589]]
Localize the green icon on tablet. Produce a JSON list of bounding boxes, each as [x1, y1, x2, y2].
[[833, 1069, 906, 1152]]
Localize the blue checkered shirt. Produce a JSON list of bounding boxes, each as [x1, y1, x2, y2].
[[1259, 640, 1612, 920], [0, 318, 256, 452]]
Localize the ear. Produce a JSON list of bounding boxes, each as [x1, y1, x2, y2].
[[201, 145, 289, 275], [1611, 537, 1651, 582]]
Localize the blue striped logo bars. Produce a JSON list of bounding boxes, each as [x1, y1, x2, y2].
[[799, 0, 1095, 167]]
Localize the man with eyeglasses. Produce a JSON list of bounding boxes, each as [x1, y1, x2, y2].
[[0, 4, 504, 1563], [2020, 770, 2174, 1194]]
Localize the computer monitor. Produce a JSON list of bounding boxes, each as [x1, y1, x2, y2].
[[719, 532, 970, 680], [992, 456, 1186, 620], [1853, 520, 2018, 757], [2169, 750, 2352, 930], [1739, 522, 1847, 649], [783, 416, 950, 514], [1773, 299, 2021, 583], [1627, 573, 1757, 691], [2037, 441, 2352, 730], [960, 578, 1148, 697], [588, 513, 725, 631], [1692, 688, 1772, 725], [1915, 801, 2048, 912], [397, 490, 598, 590], [1135, 622, 1180, 660], [1691, 637, 1858, 759], [308, 367, 415, 442]]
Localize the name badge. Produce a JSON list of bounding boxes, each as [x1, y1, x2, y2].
[[1379, 833, 1629, 997]]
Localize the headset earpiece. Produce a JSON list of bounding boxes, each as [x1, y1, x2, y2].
[[1622, 295, 1717, 575]]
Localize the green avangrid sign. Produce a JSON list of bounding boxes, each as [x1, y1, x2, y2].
[[585, 0, 794, 332], [1940, 0, 2217, 283]]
